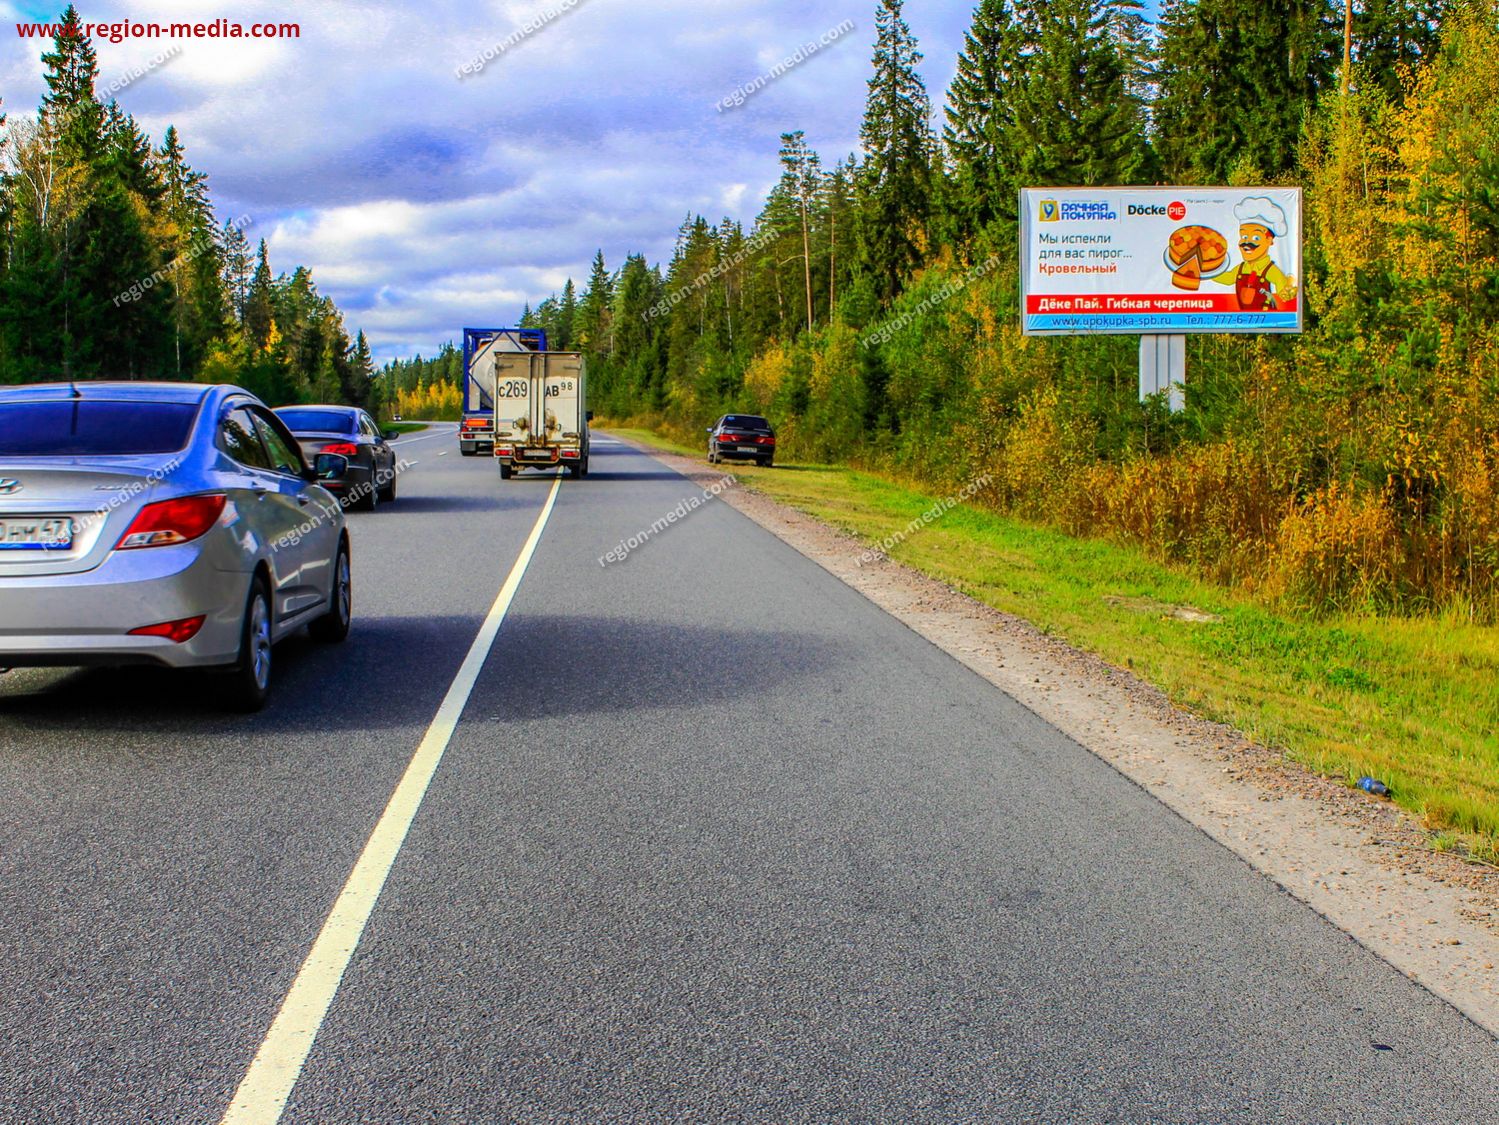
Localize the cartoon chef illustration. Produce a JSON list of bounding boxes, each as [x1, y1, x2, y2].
[[1211, 196, 1298, 311]]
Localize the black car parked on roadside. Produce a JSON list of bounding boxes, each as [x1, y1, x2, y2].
[[707, 414, 776, 467], [276, 406, 400, 511]]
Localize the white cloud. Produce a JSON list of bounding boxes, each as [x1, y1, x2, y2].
[[3, 0, 974, 361]]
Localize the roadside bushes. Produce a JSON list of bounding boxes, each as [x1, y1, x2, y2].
[[1259, 481, 1404, 612], [601, 8, 1499, 622]]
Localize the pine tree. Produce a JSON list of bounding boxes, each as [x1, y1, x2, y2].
[[313, 336, 341, 403], [858, 0, 933, 301], [1009, 0, 1152, 187], [101, 104, 159, 203], [1154, 0, 1338, 182], [221, 219, 253, 324], [778, 132, 821, 333], [156, 126, 210, 225], [717, 219, 749, 350], [823, 161, 855, 315], [328, 323, 359, 405], [611, 255, 665, 406], [944, 0, 1027, 240], [557, 279, 577, 349], [39, 5, 102, 162], [1107, 0, 1157, 106], [577, 250, 614, 354], [153, 123, 215, 375], [348, 330, 377, 412], [71, 174, 172, 377], [245, 239, 274, 351], [1352, 0, 1449, 103]]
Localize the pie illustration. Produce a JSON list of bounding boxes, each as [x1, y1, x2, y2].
[[1166, 225, 1228, 290]]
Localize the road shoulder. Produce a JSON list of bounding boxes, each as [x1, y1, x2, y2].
[[613, 432, 1499, 1039]]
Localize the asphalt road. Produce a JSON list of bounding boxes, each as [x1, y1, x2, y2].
[[2, 424, 1496, 1123]]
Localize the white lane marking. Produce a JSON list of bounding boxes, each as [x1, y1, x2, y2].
[[220, 474, 564, 1125], [389, 428, 454, 447]]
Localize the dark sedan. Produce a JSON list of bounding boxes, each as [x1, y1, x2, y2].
[[707, 414, 776, 467], [275, 406, 399, 511]]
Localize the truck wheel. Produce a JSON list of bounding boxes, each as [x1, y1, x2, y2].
[[460, 447, 476, 457], [499, 462, 513, 480], [567, 462, 582, 480], [580, 456, 590, 478]]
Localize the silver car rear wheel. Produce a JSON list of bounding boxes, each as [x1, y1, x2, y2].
[[249, 596, 272, 690], [310, 540, 352, 643], [220, 579, 273, 712]]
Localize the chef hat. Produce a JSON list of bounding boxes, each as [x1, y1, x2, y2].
[[1233, 196, 1288, 238]]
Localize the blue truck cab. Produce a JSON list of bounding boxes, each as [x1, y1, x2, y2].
[[458, 327, 546, 456]]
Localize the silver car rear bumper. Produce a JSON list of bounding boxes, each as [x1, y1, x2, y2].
[[0, 544, 248, 670]]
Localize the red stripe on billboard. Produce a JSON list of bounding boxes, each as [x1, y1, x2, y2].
[[1026, 293, 1298, 314]]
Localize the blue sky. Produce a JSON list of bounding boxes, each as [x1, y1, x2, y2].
[[3, 1, 1155, 361]]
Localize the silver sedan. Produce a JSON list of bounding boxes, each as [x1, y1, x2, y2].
[[0, 382, 354, 711]]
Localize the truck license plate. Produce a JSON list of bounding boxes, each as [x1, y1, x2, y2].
[[0, 516, 73, 551]]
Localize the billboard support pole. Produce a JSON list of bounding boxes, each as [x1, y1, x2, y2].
[[1139, 334, 1186, 412]]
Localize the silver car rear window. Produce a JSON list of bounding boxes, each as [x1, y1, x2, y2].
[[0, 400, 200, 456]]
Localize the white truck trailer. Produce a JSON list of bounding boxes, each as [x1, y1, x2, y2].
[[484, 351, 592, 480]]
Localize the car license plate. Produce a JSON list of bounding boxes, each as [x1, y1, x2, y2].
[[523, 449, 553, 460], [738, 444, 758, 452], [0, 516, 73, 551]]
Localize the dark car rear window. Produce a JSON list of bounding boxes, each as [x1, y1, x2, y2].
[[276, 409, 357, 435], [0, 400, 200, 456], [724, 415, 769, 429]]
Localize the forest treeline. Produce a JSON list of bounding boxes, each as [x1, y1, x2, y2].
[[0, 6, 379, 412], [520, 0, 1498, 619], [4, 2, 1497, 617]]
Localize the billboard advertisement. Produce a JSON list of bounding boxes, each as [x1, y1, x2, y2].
[[1019, 187, 1304, 335]]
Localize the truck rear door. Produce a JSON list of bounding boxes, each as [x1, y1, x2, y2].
[[540, 355, 584, 444], [492, 355, 537, 445]]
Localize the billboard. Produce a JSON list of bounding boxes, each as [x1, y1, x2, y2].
[[1019, 187, 1303, 335]]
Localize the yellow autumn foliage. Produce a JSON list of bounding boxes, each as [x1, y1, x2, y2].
[[395, 381, 463, 421]]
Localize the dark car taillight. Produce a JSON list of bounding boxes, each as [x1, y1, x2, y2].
[[322, 442, 360, 457], [115, 494, 227, 550]]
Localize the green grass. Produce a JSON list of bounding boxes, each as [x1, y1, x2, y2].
[[605, 425, 700, 457], [608, 426, 1499, 864], [382, 422, 430, 435]]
